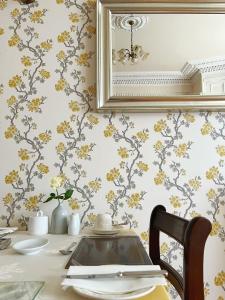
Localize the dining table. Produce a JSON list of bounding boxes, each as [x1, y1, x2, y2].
[[0, 230, 171, 300]]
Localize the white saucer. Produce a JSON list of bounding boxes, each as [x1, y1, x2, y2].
[[73, 285, 155, 300], [12, 238, 48, 255], [92, 227, 120, 235]]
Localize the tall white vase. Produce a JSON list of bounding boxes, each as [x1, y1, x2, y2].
[[68, 213, 80, 236]]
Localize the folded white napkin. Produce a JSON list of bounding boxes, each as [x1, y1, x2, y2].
[[62, 265, 167, 294]]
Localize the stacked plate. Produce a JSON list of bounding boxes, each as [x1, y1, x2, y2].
[[62, 265, 167, 300]]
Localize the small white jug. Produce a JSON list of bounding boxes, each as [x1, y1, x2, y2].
[[68, 213, 80, 236], [28, 210, 48, 236]]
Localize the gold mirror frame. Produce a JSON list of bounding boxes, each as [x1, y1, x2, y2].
[[96, 0, 225, 112]]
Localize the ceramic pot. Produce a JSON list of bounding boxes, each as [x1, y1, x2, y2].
[[50, 202, 68, 234], [28, 210, 48, 236]]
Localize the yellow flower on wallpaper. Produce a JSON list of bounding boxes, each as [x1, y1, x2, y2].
[[56, 0, 64, 4], [188, 178, 201, 191], [56, 50, 66, 61], [207, 188, 217, 200], [201, 122, 213, 135], [30, 10, 44, 23], [25, 196, 38, 211], [57, 121, 71, 134], [8, 34, 20, 47], [69, 13, 80, 23], [216, 145, 225, 157], [21, 56, 32, 67], [214, 271, 225, 286], [76, 52, 92, 67], [217, 297, 225, 300], [190, 211, 201, 218], [140, 231, 149, 242], [175, 143, 188, 158], [106, 168, 120, 182], [154, 171, 166, 185], [8, 75, 22, 88], [87, 114, 99, 125], [55, 78, 66, 91], [11, 8, 20, 17], [38, 132, 51, 143], [56, 142, 65, 153], [39, 69, 50, 79], [4, 125, 17, 139], [210, 221, 221, 236], [170, 195, 181, 208], [87, 85, 96, 96], [87, 25, 96, 35], [18, 149, 30, 161], [183, 113, 195, 123], [88, 180, 101, 192], [69, 198, 80, 210], [40, 40, 52, 51], [128, 193, 141, 208], [69, 100, 80, 112], [206, 166, 219, 180], [0, 0, 7, 10], [77, 145, 91, 159], [27, 98, 42, 112], [37, 163, 49, 174], [117, 147, 129, 159], [154, 119, 167, 133], [3, 193, 13, 205], [136, 130, 149, 142], [105, 190, 116, 203], [57, 31, 71, 43], [87, 213, 97, 224], [204, 287, 210, 297], [7, 96, 16, 106], [104, 124, 116, 137], [160, 242, 169, 254], [137, 161, 149, 172], [0, 27, 4, 35], [85, 0, 96, 9], [5, 170, 19, 184], [154, 140, 163, 151]]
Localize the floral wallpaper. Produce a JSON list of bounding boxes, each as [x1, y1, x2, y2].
[[0, 0, 225, 299]]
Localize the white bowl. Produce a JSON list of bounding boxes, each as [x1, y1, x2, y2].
[[12, 238, 48, 255]]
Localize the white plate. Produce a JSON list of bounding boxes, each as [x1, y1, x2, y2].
[[91, 227, 120, 235], [73, 285, 155, 300], [12, 238, 48, 255]]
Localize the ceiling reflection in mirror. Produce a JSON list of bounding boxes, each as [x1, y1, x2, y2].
[[111, 13, 225, 97]]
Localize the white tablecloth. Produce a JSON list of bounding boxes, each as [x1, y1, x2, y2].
[[0, 231, 137, 300]]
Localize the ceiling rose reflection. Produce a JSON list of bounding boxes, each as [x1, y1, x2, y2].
[[112, 15, 150, 65]]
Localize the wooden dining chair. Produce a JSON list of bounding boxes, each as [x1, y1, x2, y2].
[[149, 205, 212, 300]]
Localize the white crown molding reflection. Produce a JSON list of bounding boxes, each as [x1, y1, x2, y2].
[[113, 71, 189, 85], [111, 15, 149, 31], [113, 57, 225, 86], [182, 56, 225, 77]]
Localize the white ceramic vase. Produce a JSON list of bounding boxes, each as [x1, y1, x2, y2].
[[50, 202, 68, 234]]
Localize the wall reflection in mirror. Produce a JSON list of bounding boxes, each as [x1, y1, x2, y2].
[[111, 13, 225, 97]]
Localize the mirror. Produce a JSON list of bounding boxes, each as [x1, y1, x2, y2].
[[96, 0, 225, 112]]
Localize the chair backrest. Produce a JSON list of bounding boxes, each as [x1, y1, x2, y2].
[[149, 205, 212, 300]]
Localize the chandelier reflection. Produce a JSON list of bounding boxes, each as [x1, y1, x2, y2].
[[113, 19, 149, 65]]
